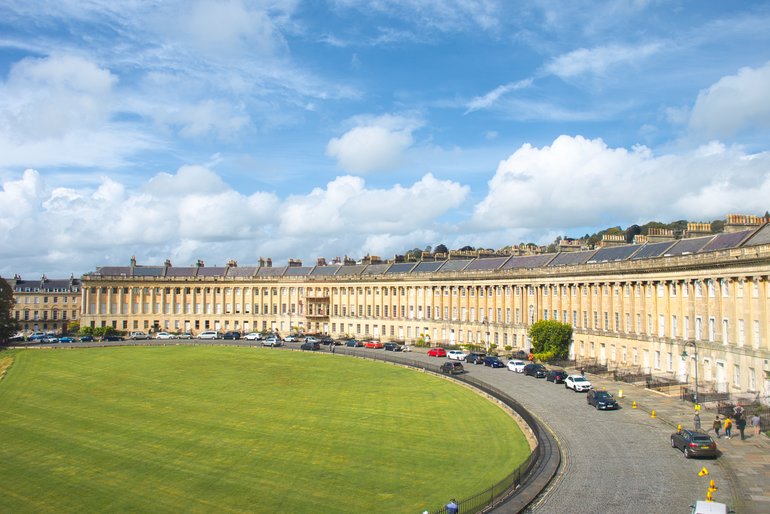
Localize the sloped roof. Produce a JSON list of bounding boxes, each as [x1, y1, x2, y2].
[[465, 256, 510, 271], [548, 250, 596, 267], [589, 245, 640, 263], [385, 262, 417, 274], [631, 241, 676, 260]]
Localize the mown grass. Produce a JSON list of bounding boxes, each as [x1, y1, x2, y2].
[[0, 346, 530, 513]]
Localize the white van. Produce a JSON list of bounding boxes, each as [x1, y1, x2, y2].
[[197, 330, 219, 340]]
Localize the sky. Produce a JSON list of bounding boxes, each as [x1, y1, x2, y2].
[[2, 0, 770, 279]]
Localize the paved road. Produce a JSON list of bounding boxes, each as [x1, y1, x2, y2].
[[379, 350, 725, 514], [18, 340, 728, 512]]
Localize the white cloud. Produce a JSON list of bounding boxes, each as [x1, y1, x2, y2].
[[688, 61, 770, 139], [0, 54, 154, 169], [545, 43, 662, 80], [0, 166, 468, 277], [472, 135, 770, 231], [465, 79, 533, 113], [326, 114, 423, 173]]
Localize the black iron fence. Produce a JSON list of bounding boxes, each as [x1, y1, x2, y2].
[[334, 346, 557, 513]]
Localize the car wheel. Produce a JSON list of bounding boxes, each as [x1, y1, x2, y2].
[[684, 447, 691, 459]]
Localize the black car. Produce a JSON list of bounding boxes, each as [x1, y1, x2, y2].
[[511, 350, 529, 360], [103, 334, 123, 341], [320, 337, 336, 346], [545, 369, 568, 383], [441, 361, 464, 375], [670, 429, 718, 459], [587, 390, 619, 410], [523, 363, 547, 378], [344, 339, 363, 347], [79, 335, 94, 342], [383, 342, 402, 351], [223, 331, 241, 340], [300, 341, 320, 351], [483, 356, 505, 368], [466, 352, 487, 364]]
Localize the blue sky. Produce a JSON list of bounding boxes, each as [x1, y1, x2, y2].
[[2, 0, 770, 278]]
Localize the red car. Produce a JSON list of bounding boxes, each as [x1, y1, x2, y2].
[[365, 340, 383, 349], [427, 347, 447, 357]]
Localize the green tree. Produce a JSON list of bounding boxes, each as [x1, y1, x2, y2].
[[0, 276, 20, 342], [528, 320, 572, 361], [66, 321, 80, 335]]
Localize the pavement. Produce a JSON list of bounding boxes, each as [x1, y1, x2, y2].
[[583, 369, 770, 514]]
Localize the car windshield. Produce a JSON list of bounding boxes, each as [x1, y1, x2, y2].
[[595, 392, 612, 399], [572, 377, 588, 382]]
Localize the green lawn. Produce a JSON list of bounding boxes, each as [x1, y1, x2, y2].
[[0, 346, 530, 513]]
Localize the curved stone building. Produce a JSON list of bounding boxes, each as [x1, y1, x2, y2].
[[80, 218, 770, 403]]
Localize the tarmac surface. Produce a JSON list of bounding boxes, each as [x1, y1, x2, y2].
[[9, 339, 769, 513]]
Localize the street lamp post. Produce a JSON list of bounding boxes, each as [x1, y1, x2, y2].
[[681, 341, 699, 405]]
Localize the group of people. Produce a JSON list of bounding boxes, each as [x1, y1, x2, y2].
[[711, 404, 762, 441]]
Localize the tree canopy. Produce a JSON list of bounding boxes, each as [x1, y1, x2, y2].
[[528, 320, 572, 361], [0, 277, 19, 342]]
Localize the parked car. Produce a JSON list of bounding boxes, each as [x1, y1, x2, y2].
[[546, 369, 568, 383], [447, 349, 468, 360], [198, 330, 219, 340], [671, 429, 718, 459], [345, 339, 363, 347], [222, 331, 241, 340], [465, 352, 486, 364], [320, 337, 337, 346], [300, 341, 320, 351], [441, 361, 465, 375], [507, 359, 527, 373], [79, 335, 94, 342], [283, 334, 300, 342], [428, 347, 447, 357], [523, 363, 548, 378], [155, 332, 173, 340], [565, 374, 592, 392], [103, 334, 123, 341], [401, 344, 412, 352], [244, 332, 262, 341], [587, 390, 619, 410], [129, 331, 148, 340], [511, 350, 529, 360], [304, 336, 320, 343], [365, 340, 384, 349], [383, 342, 402, 351], [262, 336, 281, 347], [178, 332, 192, 339], [58, 336, 76, 343], [483, 356, 505, 368], [42, 335, 59, 343]]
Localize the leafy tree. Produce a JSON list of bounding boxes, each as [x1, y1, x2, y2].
[[528, 320, 572, 361], [66, 321, 80, 335], [434, 244, 448, 254], [0, 276, 19, 342], [458, 245, 475, 252]]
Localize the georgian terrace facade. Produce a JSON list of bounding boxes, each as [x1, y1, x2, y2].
[[81, 224, 770, 401]]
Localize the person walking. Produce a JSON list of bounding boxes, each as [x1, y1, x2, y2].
[[736, 416, 747, 440], [446, 498, 459, 514], [724, 416, 733, 439], [712, 416, 721, 438], [694, 412, 701, 430], [751, 413, 762, 437]]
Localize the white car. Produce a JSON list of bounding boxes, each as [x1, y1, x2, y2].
[[197, 330, 219, 340], [262, 336, 281, 347], [244, 332, 262, 341], [178, 332, 192, 339], [565, 374, 592, 392], [129, 331, 148, 340], [283, 334, 300, 342], [447, 350, 468, 360], [401, 345, 412, 352], [507, 360, 527, 373], [155, 332, 173, 340]]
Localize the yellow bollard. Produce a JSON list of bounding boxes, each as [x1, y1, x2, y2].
[[698, 467, 709, 476], [651, 410, 657, 419], [709, 479, 717, 491], [695, 403, 701, 412], [677, 423, 682, 433], [618, 389, 624, 398], [706, 490, 713, 502], [632, 401, 637, 409]]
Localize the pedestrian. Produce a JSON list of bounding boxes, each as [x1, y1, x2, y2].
[[446, 499, 459, 514], [737, 416, 747, 440], [712, 416, 721, 438], [724, 417, 733, 439], [580, 367, 585, 377], [733, 404, 745, 420], [751, 413, 761, 437], [330, 342, 336, 353], [694, 412, 701, 430]]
